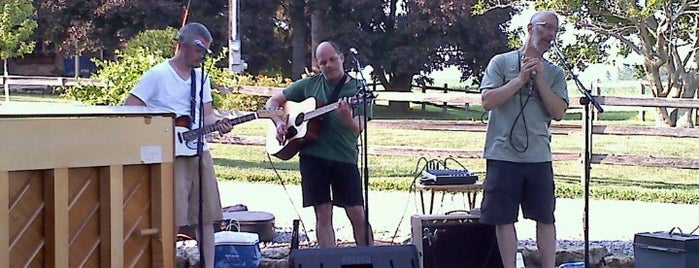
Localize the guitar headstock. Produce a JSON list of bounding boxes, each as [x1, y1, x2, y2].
[[256, 107, 284, 119]]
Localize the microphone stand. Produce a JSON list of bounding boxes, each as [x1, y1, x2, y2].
[[349, 49, 373, 246], [196, 52, 209, 268], [550, 42, 603, 268]]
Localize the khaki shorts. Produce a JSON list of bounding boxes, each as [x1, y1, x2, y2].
[[174, 151, 223, 226]]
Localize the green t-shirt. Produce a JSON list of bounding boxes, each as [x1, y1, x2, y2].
[[480, 50, 569, 162], [283, 74, 373, 164]]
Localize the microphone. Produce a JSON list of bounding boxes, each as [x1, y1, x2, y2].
[[193, 40, 213, 55], [349, 47, 359, 55]]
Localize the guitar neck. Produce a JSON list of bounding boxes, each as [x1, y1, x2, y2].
[[305, 102, 340, 121], [183, 113, 257, 141]]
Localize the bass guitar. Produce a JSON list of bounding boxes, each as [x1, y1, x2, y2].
[[176, 108, 281, 156], [266, 93, 374, 160]]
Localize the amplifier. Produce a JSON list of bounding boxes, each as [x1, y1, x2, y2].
[[634, 230, 699, 268], [411, 213, 503, 268]]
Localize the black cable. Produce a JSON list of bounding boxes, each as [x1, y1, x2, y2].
[[479, 110, 489, 124], [443, 156, 467, 170], [508, 81, 533, 153], [388, 157, 429, 244], [265, 153, 311, 247]]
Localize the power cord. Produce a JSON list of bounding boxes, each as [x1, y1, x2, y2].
[[265, 153, 311, 248], [388, 156, 429, 245]]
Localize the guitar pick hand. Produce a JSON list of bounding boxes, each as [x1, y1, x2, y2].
[[274, 116, 289, 145]]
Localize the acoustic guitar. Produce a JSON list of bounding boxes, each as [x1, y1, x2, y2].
[[266, 93, 374, 160]]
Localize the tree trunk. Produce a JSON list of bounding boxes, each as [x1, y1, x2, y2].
[[676, 72, 699, 128], [290, 0, 308, 80], [310, 3, 327, 73], [386, 73, 413, 113]]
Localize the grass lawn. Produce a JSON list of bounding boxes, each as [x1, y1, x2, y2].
[[214, 102, 699, 204]]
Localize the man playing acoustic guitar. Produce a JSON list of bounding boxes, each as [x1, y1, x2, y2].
[[266, 41, 374, 247]]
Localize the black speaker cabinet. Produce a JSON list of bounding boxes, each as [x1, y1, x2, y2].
[[411, 214, 503, 268], [288, 245, 420, 268]]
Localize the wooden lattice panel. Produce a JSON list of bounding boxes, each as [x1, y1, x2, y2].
[[1, 106, 175, 268], [68, 168, 101, 268], [8, 170, 46, 268], [123, 165, 153, 268]]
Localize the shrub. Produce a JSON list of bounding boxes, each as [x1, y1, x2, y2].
[[61, 48, 164, 105], [212, 73, 292, 111]]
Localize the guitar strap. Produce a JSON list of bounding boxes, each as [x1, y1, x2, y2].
[[327, 73, 348, 104], [189, 68, 197, 129]]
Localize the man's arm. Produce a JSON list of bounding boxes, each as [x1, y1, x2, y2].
[[533, 75, 568, 121], [336, 97, 364, 134], [481, 77, 527, 111], [124, 94, 146, 106]]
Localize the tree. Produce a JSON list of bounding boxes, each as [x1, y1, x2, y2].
[[319, 0, 515, 112], [33, 0, 182, 55], [0, 0, 37, 101], [543, 0, 699, 127]]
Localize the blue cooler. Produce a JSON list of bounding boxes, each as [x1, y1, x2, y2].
[[214, 231, 262, 268]]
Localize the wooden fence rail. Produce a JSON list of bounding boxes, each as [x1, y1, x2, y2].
[[3, 76, 697, 170], [1, 75, 108, 88], [233, 85, 699, 170]]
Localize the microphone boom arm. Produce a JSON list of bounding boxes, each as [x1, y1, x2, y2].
[[550, 42, 603, 112]]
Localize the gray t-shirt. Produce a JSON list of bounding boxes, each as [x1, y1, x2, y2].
[[480, 50, 568, 162]]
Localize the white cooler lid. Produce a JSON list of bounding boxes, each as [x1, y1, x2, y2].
[[215, 231, 260, 245]]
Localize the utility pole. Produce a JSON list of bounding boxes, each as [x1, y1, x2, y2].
[[229, 0, 247, 73]]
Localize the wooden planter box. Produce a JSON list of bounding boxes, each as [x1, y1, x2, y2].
[[0, 103, 175, 268]]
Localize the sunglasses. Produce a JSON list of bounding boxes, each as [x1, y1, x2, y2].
[[533, 21, 561, 33]]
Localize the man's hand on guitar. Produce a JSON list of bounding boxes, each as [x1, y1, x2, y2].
[[274, 119, 288, 145], [336, 97, 353, 121], [217, 119, 234, 136]]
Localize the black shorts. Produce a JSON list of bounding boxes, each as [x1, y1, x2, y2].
[[480, 159, 556, 225], [299, 155, 364, 208]]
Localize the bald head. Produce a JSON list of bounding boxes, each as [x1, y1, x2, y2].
[[530, 11, 559, 24], [314, 41, 346, 84], [525, 11, 560, 55]]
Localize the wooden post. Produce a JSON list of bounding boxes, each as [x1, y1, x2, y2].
[[46, 168, 70, 268], [640, 83, 646, 121], [443, 83, 448, 113], [421, 85, 426, 111], [100, 166, 125, 268], [0, 171, 8, 268], [593, 86, 601, 121], [463, 88, 470, 115], [150, 163, 175, 268]]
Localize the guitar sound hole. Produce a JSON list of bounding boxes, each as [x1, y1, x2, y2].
[[294, 114, 305, 126]]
